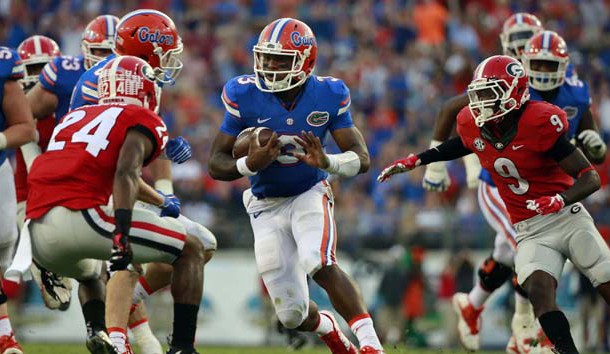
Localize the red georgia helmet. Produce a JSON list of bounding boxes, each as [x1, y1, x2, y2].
[[522, 31, 569, 91], [114, 9, 183, 84], [467, 55, 530, 126], [98, 55, 161, 113], [17, 35, 60, 86], [82, 15, 119, 70], [499, 13, 544, 58], [253, 18, 317, 92]]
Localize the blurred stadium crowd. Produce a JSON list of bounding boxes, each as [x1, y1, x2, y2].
[[3, 1, 610, 252]]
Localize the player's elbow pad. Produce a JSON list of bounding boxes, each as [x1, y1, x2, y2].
[[324, 151, 361, 177]]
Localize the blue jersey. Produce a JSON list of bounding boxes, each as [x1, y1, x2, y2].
[[69, 54, 115, 110], [39, 55, 86, 121], [220, 75, 354, 198], [0, 47, 24, 165], [479, 76, 591, 186]]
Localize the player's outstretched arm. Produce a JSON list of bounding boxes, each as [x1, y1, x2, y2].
[[378, 137, 472, 182], [423, 93, 470, 191], [26, 83, 58, 120], [576, 109, 606, 164], [1, 80, 35, 150]]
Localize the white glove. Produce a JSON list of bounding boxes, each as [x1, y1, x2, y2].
[[422, 140, 451, 191], [463, 153, 481, 189], [578, 129, 607, 159]]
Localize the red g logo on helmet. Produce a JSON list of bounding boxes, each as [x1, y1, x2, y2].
[[17, 35, 61, 87], [98, 56, 161, 113], [82, 15, 119, 70], [522, 31, 569, 91], [500, 13, 543, 58], [253, 18, 317, 92], [114, 9, 183, 84], [467, 55, 530, 126]]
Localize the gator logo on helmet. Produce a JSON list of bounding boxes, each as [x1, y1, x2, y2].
[[506, 62, 525, 78], [306, 111, 329, 127], [137, 27, 175, 46], [291, 32, 315, 47]]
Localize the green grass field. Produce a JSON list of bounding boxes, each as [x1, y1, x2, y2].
[[19, 345, 505, 354]]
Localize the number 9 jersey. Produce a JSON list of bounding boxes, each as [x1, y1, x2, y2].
[[26, 104, 168, 220], [457, 100, 572, 223]]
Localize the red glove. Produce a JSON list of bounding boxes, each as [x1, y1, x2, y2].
[[526, 194, 565, 215], [377, 154, 421, 182]]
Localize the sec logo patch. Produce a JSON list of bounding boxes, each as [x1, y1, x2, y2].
[[306, 111, 329, 127], [473, 138, 485, 151]]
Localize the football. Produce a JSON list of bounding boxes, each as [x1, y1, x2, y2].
[[232, 127, 274, 158]]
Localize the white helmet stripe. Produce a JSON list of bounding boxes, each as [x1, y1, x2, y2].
[[106, 16, 115, 38], [270, 18, 291, 43], [108, 56, 123, 98], [542, 31, 551, 50], [516, 13, 523, 24], [33, 35, 42, 55], [475, 56, 495, 80]]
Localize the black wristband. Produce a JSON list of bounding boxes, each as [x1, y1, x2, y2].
[[559, 192, 570, 205], [114, 209, 133, 235]]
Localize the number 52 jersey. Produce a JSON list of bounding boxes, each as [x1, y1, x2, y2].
[[27, 104, 168, 220], [457, 100, 573, 223]]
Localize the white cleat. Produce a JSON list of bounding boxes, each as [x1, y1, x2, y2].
[[511, 313, 537, 354], [506, 335, 520, 354], [452, 292, 483, 352]]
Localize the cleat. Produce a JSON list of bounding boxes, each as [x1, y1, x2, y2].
[[452, 292, 483, 351], [116, 343, 134, 354], [165, 348, 199, 354], [506, 335, 519, 354], [512, 313, 537, 354], [86, 329, 117, 354], [31, 262, 72, 311], [0, 332, 23, 354], [318, 310, 358, 354], [359, 346, 386, 354]]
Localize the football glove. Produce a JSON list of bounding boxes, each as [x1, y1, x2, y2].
[[158, 191, 181, 218], [165, 136, 192, 164], [526, 194, 565, 215], [377, 154, 421, 183], [422, 162, 450, 191], [578, 129, 607, 159], [464, 153, 481, 189], [110, 232, 133, 271]]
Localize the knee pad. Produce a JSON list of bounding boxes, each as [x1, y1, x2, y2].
[[276, 308, 307, 329], [589, 261, 610, 287], [478, 257, 513, 291], [512, 273, 529, 298]]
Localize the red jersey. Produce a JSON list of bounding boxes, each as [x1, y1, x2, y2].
[[26, 104, 168, 220], [457, 101, 573, 223], [14, 116, 55, 202]]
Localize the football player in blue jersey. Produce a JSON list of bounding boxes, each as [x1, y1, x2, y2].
[[209, 18, 384, 354], [0, 45, 36, 354]]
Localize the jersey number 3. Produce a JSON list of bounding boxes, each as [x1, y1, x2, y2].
[[493, 158, 529, 195], [47, 107, 122, 157]]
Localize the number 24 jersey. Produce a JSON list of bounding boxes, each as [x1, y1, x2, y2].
[[27, 104, 168, 220], [457, 101, 573, 223]]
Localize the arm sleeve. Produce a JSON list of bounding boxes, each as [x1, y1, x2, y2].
[[328, 80, 354, 131], [417, 136, 473, 164], [219, 80, 245, 136], [546, 133, 577, 162]]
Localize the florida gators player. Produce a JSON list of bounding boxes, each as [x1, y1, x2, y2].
[[0, 45, 35, 354], [26, 56, 205, 354], [208, 18, 384, 354], [379, 55, 610, 354]]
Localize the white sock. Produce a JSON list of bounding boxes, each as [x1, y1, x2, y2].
[[109, 328, 127, 353], [468, 283, 490, 309], [132, 276, 152, 304], [515, 292, 533, 315], [315, 312, 334, 336], [130, 320, 153, 341], [0, 316, 12, 336], [349, 315, 383, 350]]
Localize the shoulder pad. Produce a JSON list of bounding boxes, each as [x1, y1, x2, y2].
[[313, 76, 351, 115], [221, 75, 257, 118]]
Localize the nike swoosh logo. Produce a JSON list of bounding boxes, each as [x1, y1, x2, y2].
[[257, 117, 272, 124], [512, 145, 524, 150], [253, 211, 263, 219]]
